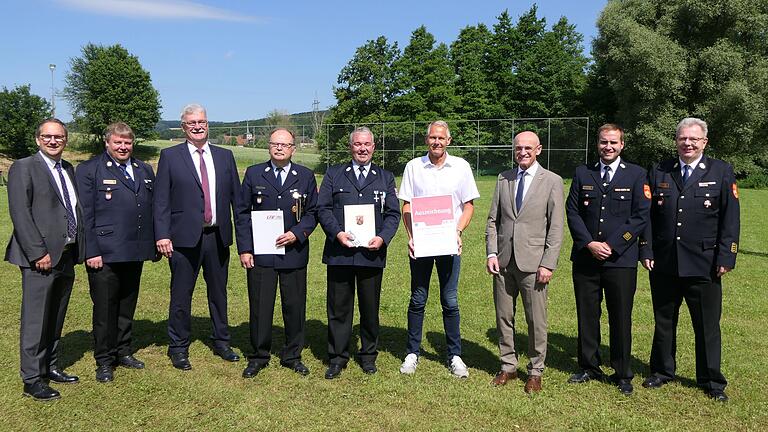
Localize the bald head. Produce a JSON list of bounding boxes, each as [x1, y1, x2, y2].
[[513, 131, 542, 170]]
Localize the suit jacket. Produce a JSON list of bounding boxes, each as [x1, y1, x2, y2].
[[316, 162, 400, 268], [153, 142, 240, 248], [5, 152, 85, 267], [566, 160, 650, 268], [235, 161, 318, 269], [639, 156, 740, 278], [485, 165, 565, 273], [75, 152, 156, 263]]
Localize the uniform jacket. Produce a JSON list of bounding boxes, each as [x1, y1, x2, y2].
[[566, 160, 650, 268], [485, 165, 565, 273], [5, 152, 85, 266], [235, 161, 318, 269], [75, 152, 156, 263], [153, 142, 240, 248], [316, 162, 400, 268], [639, 156, 740, 278]]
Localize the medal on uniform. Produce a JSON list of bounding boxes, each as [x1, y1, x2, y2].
[[380, 191, 386, 214], [256, 191, 263, 204], [292, 190, 302, 222], [106, 161, 113, 167], [704, 199, 711, 208], [583, 200, 589, 206], [105, 187, 112, 200]]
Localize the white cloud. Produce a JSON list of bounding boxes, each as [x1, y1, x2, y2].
[[56, 0, 264, 23]]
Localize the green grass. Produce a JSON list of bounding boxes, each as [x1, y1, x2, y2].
[[1, 175, 767, 431]]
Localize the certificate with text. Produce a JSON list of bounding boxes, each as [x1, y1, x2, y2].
[[344, 204, 376, 247], [251, 210, 285, 255], [411, 195, 457, 258]]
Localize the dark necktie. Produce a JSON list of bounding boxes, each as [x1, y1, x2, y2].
[[196, 149, 212, 224], [515, 170, 525, 211], [118, 163, 135, 190], [602, 165, 612, 185], [54, 162, 77, 240], [682, 164, 691, 184], [357, 166, 366, 187], [275, 166, 284, 186]]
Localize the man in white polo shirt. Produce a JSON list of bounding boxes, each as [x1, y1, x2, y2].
[[398, 120, 480, 378]]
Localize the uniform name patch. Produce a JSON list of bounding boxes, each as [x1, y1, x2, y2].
[[623, 232, 632, 241], [581, 185, 594, 190], [659, 182, 670, 188], [614, 188, 630, 192], [699, 181, 717, 187], [102, 179, 117, 185]]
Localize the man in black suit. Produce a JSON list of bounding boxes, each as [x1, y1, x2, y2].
[[76, 122, 157, 382], [565, 124, 650, 395], [640, 117, 740, 402], [154, 104, 241, 370], [235, 128, 318, 378], [316, 126, 401, 379], [6, 118, 85, 401]]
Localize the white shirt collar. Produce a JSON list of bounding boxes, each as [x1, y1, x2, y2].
[[421, 152, 454, 168], [271, 161, 291, 173], [599, 156, 621, 174], [517, 161, 540, 177], [351, 160, 371, 173], [679, 154, 703, 170], [187, 141, 211, 155], [38, 151, 61, 168]]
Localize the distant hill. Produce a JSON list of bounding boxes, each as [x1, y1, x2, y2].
[[155, 111, 328, 133]]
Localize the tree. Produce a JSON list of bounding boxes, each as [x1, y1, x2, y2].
[[451, 24, 497, 119], [590, 0, 768, 177], [63, 43, 161, 146], [0, 85, 51, 158]]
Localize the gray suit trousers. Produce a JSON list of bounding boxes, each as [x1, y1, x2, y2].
[[493, 254, 548, 376]]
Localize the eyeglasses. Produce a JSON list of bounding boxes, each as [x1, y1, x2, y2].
[[39, 134, 66, 143], [676, 136, 705, 144], [183, 120, 208, 127], [268, 142, 295, 148]]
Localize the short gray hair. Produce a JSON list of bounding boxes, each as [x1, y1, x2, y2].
[[180, 103, 207, 121], [349, 126, 375, 145], [426, 120, 451, 138], [676, 117, 708, 138]]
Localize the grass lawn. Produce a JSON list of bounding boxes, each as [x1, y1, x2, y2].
[[0, 167, 766, 431]]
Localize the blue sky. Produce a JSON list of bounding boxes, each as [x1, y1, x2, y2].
[[3, 0, 607, 122]]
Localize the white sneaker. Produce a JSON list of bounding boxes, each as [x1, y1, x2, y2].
[[449, 356, 469, 378], [399, 353, 419, 374]]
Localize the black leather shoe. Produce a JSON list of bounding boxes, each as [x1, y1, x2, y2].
[[707, 389, 729, 402], [95, 365, 114, 383], [282, 361, 310, 376], [242, 360, 267, 378], [119, 355, 145, 369], [213, 347, 240, 362], [361, 362, 377, 375], [169, 353, 192, 371], [23, 381, 60, 401], [615, 380, 634, 395], [567, 370, 604, 384], [324, 364, 345, 379], [642, 375, 670, 389], [48, 367, 79, 384]]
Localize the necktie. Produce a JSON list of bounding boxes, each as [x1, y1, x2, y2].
[[118, 163, 135, 190], [196, 149, 212, 224], [515, 170, 525, 211], [357, 166, 366, 187], [602, 165, 612, 185], [682, 164, 691, 184], [55, 162, 77, 240], [275, 166, 284, 186]]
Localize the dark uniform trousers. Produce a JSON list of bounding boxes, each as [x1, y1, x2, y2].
[[566, 160, 649, 380], [317, 162, 401, 367], [76, 153, 157, 366], [235, 161, 319, 366], [641, 156, 739, 391]]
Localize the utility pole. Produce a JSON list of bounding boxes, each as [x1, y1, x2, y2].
[[49, 64, 56, 117]]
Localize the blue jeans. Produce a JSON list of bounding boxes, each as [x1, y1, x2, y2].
[[406, 255, 461, 359]]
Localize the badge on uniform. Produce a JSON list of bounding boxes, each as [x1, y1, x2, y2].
[[105, 187, 112, 200], [732, 183, 739, 199], [102, 179, 117, 185], [623, 231, 632, 241], [583, 200, 590, 206], [291, 189, 305, 222], [704, 199, 711, 208], [643, 184, 651, 199], [659, 182, 670, 189], [256, 191, 263, 204], [582, 185, 594, 191], [731, 242, 738, 253]]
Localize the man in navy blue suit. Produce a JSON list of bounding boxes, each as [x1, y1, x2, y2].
[[154, 104, 241, 370], [316, 126, 401, 379], [76, 122, 157, 382], [235, 128, 318, 378], [565, 124, 650, 395]]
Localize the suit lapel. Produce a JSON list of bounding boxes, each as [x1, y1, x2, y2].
[[519, 169, 545, 215], [35, 152, 65, 206], [359, 165, 378, 190], [344, 163, 359, 189], [282, 167, 299, 192], [103, 153, 136, 191], [590, 163, 605, 192], [261, 163, 282, 192], [181, 144, 202, 190], [670, 161, 684, 191], [685, 157, 707, 191], [131, 160, 145, 191]]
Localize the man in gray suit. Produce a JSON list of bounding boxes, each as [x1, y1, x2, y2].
[[6, 118, 85, 401], [485, 131, 564, 393]]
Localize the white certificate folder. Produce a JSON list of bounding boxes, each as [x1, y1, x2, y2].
[[251, 210, 285, 255], [411, 195, 457, 258], [344, 204, 376, 247]]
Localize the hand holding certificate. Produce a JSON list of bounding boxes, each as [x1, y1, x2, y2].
[[251, 210, 286, 255], [411, 195, 457, 258], [344, 204, 376, 247]]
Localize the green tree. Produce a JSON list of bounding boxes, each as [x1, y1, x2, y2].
[[0, 85, 51, 158], [590, 0, 768, 176], [63, 43, 161, 146], [451, 24, 497, 119]]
